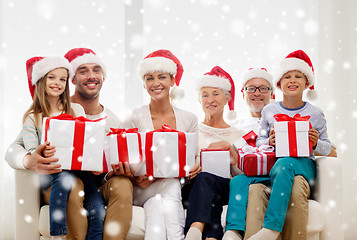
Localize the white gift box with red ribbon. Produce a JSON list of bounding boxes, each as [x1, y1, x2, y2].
[[200, 149, 230, 178], [237, 145, 276, 176], [274, 114, 313, 158], [134, 125, 196, 178], [104, 128, 143, 173], [41, 114, 106, 171], [233, 130, 258, 149]]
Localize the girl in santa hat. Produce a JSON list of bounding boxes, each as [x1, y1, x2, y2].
[[122, 49, 199, 240], [183, 66, 245, 240], [22, 56, 105, 240], [224, 50, 332, 240]]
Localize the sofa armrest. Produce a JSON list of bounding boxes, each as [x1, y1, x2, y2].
[[15, 169, 40, 240], [314, 157, 344, 240]]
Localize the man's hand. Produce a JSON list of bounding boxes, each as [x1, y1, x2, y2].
[[23, 142, 61, 175], [106, 162, 134, 181]]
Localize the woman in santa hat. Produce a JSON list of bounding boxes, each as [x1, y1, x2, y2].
[[183, 66, 245, 240], [122, 49, 199, 240]]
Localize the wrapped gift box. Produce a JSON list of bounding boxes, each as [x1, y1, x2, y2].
[[274, 117, 313, 157], [200, 149, 230, 178], [238, 145, 276, 176], [41, 114, 106, 171], [134, 125, 196, 178], [233, 130, 258, 149], [104, 128, 143, 174]]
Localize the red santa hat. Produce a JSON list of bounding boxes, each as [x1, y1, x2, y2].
[[274, 49, 317, 100], [138, 49, 184, 86], [64, 48, 107, 78], [26, 56, 73, 98], [241, 67, 274, 99], [196, 66, 236, 119]]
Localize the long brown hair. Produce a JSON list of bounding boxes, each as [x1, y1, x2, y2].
[[22, 68, 75, 127]]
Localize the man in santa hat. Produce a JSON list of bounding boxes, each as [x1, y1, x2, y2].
[[5, 48, 133, 240]]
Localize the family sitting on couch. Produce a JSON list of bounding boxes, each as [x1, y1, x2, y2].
[[5, 47, 336, 240]]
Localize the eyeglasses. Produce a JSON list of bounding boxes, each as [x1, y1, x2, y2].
[[244, 86, 271, 93]]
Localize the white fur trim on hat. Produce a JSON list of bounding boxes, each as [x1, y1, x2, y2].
[[138, 57, 177, 80], [242, 68, 273, 90], [70, 53, 107, 78], [274, 58, 315, 87], [196, 75, 231, 91], [32, 57, 74, 85]]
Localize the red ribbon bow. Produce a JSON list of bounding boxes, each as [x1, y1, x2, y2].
[[145, 125, 187, 178], [44, 113, 106, 170], [106, 128, 143, 167], [273, 113, 311, 122], [107, 128, 139, 136]]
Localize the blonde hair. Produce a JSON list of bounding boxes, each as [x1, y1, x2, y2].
[[22, 69, 75, 127]]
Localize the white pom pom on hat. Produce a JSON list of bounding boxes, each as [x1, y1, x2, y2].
[[274, 49, 317, 100]]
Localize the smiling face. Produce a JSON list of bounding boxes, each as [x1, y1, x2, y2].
[[243, 78, 273, 115], [72, 63, 104, 100], [200, 87, 229, 118], [143, 71, 175, 101], [278, 70, 309, 97], [45, 68, 68, 99]]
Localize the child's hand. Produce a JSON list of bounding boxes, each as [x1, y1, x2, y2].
[[42, 142, 56, 158], [309, 129, 319, 148], [268, 129, 275, 146]]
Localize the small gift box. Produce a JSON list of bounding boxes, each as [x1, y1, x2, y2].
[[233, 130, 258, 149], [237, 145, 276, 176], [41, 114, 106, 171], [274, 114, 313, 157], [104, 128, 143, 173], [135, 125, 196, 178], [200, 149, 230, 178]]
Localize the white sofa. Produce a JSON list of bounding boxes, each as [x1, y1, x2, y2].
[[14, 157, 343, 240]]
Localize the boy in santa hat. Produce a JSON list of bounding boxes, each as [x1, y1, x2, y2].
[[224, 50, 332, 240]]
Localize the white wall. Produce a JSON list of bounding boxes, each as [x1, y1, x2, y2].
[[1, 0, 357, 239]]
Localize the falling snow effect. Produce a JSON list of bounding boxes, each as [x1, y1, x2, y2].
[[1, 1, 356, 238]]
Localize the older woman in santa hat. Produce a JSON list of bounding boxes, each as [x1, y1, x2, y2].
[[122, 49, 199, 240], [183, 66, 245, 240]]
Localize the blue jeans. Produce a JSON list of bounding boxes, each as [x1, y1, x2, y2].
[[49, 171, 106, 239], [226, 157, 316, 234]]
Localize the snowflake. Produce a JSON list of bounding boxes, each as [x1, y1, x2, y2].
[[105, 221, 121, 236], [24, 215, 33, 223], [303, 19, 318, 35], [52, 209, 65, 222]]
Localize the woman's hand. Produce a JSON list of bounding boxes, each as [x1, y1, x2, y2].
[[187, 162, 201, 180], [309, 128, 319, 148], [268, 129, 275, 146], [206, 141, 231, 150], [133, 174, 155, 188]]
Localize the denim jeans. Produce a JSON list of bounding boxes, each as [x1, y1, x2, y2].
[[49, 171, 106, 239]]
